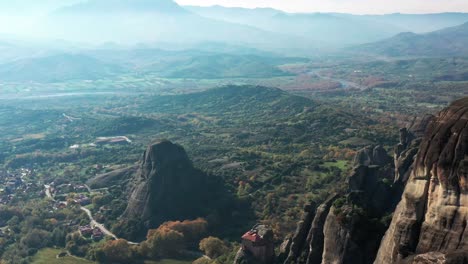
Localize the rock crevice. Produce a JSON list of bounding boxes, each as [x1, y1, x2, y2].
[[375, 97, 468, 264]]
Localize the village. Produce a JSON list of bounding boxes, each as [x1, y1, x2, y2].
[[0, 168, 42, 205], [0, 167, 115, 243], [44, 180, 114, 242]]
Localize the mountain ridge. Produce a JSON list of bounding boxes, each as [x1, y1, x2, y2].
[[352, 21, 468, 57], [54, 0, 187, 14]]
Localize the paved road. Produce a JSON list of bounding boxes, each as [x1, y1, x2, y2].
[[44, 184, 120, 241], [44, 184, 212, 257], [80, 206, 118, 240]]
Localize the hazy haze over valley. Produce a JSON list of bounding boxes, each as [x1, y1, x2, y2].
[[0, 1, 467, 264]]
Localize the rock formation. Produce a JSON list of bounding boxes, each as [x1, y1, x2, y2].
[[87, 165, 138, 189], [280, 112, 433, 264], [235, 225, 275, 264], [375, 97, 468, 263], [122, 140, 228, 232], [394, 115, 434, 187], [281, 147, 395, 264]]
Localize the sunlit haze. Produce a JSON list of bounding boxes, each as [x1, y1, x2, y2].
[[175, 0, 468, 14], [0, 0, 467, 263]]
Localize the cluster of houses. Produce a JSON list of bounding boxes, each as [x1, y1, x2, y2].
[[0, 168, 41, 204], [54, 201, 68, 210], [74, 194, 91, 206], [49, 182, 89, 195], [46, 182, 93, 206], [79, 225, 104, 241]]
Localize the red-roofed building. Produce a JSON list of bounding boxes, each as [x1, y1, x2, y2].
[[241, 224, 275, 263], [242, 231, 263, 243]]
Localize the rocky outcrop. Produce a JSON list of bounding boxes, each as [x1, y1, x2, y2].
[[319, 162, 396, 264], [394, 115, 434, 187], [284, 204, 316, 263], [282, 151, 394, 264], [402, 251, 468, 264], [234, 248, 260, 264], [304, 196, 338, 264], [235, 225, 275, 264], [280, 114, 433, 264], [122, 140, 228, 231], [87, 165, 138, 189], [375, 97, 468, 263], [280, 197, 337, 264], [353, 145, 392, 167]]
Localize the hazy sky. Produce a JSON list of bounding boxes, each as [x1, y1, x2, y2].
[[175, 0, 468, 14], [1, 0, 468, 15]]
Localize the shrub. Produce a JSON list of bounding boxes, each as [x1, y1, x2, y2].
[[101, 239, 134, 263], [199, 236, 229, 259]]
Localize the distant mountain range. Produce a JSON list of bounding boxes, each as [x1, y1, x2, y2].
[[2, 1, 468, 58], [0, 54, 125, 82], [186, 6, 468, 47], [352, 22, 468, 57], [143, 54, 301, 79], [55, 0, 186, 14], [43, 0, 300, 52], [0, 49, 303, 82], [36, 1, 468, 53]]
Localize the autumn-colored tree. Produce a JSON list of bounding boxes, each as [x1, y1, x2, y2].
[[160, 218, 208, 245], [101, 239, 134, 263], [140, 226, 185, 259], [199, 236, 229, 259]]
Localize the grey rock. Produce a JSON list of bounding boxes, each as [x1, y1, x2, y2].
[[375, 97, 468, 264]]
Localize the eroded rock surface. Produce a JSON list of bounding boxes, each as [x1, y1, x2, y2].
[[375, 97, 468, 263], [122, 140, 228, 229], [280, 112, 433, 264]]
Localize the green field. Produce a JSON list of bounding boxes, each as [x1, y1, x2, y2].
[[323, 160, 350, 171], [32, 248, 95, 264]]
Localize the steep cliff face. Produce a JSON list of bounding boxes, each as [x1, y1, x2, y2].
[[122, 140, 228, 230], [280, 115, 431, 264], [281, 148, 395, 264], [375, 97, 468, 263], [394, 115, 433, 188]]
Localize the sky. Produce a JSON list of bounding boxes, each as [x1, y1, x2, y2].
[[0, 0, 468, 15], [174, 0, 468, 14]]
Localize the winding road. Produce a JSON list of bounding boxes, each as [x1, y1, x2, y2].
[[79, 207, 117, 240], [44, 184, 121, 241], [44, 185, 211, 259]]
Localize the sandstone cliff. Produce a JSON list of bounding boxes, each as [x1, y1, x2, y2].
[[279, 114, 432, 264], [375, 97, 468, 264], [121, 140, 230, 235], [281, 147, 396, 264]]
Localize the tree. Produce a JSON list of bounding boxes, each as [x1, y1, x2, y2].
[[199, 237, 229, 259], [51, 227, 67, 247], [160, 218, 208, 246], [66, 231, 89, 257], [20, 229, 51, 250], [140, 226, 184, 259], [101, 239, 134, 263], [92, 194, 113, 208]]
